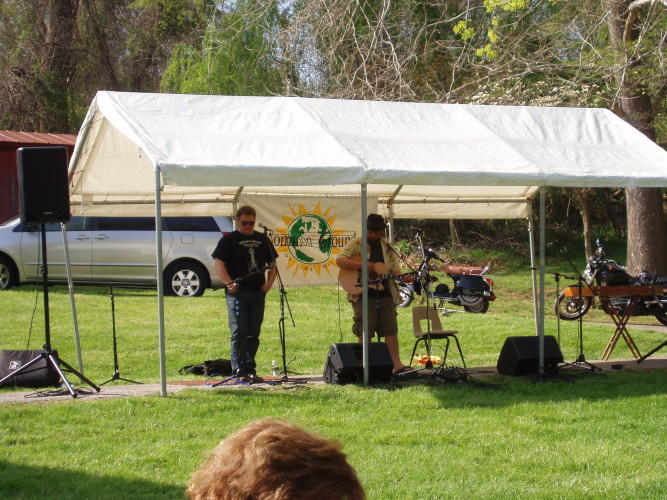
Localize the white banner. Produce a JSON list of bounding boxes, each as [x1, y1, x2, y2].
[[240, 195, 378, 287]]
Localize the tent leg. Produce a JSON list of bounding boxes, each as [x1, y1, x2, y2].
[[361, 184, 369, 386], [528, 209, 539, 338], [155, 166, 167, 397], [538, 187, 546, 374], [61, 222, 85, 377]]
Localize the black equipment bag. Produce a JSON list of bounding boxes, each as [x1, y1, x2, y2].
[[179, 358, 232, 377], [0, 350, 61, 388]]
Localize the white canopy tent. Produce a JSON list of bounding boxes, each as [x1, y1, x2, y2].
[[68, 91, 667, 394]]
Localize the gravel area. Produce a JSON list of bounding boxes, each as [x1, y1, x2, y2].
[[1, 355, 665, 405]]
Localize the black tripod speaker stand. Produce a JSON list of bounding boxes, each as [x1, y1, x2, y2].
[[0, 224, 100, 397], [100, 287, 141, 385]]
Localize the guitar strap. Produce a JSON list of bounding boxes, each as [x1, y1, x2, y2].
[[369, 241, 389, 299]]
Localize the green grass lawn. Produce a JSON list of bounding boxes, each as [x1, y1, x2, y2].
[[1, 271, 666, 499]]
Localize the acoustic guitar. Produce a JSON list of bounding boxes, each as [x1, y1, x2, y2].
[[338, 256, 393, 295]]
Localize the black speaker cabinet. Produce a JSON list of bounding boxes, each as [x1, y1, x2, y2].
[[497, 335, 564, 376], [323, 343, 393, 384], [17, 146, 70, 224]]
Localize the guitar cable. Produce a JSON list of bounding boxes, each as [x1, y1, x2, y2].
[[337, 277, 345, 343]]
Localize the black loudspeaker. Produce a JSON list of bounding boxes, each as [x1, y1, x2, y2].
[[497, 335, 564, 376], [323, 343, 393, 384], [17, 146, 70, 224], [0, 350, 61, 388]]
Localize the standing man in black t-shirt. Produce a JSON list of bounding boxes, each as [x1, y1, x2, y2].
[[212, 206, 277, 383]]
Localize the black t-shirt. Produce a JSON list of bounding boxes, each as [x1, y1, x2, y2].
[[212, 230, 278, 290], [369, 240, 390, 296]]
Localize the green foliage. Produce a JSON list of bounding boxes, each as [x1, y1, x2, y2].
[[393, 239, 412, 256], [453, 20, 475, 41], [161, 0, 286, 95], [484, 0, 529, 12]]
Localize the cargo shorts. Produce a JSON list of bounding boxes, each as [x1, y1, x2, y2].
[[351, 294, 398, 338]]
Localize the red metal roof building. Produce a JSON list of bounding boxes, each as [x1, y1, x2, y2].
[[0, 130, 77, 223]]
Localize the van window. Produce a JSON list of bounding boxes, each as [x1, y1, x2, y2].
[[165, 217, 220, 232], [94, 217, 156, 231], [20, 216, 89, 232]]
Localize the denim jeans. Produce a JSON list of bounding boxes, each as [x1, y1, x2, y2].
[[225, 288, 266, 376]]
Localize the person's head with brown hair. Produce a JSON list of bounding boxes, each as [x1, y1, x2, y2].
[[187, 418, 365, 500], [236, 205, 256, 220]]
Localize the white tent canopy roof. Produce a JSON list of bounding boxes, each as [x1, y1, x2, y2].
[[67, 91, 667, 394], [69, 91, 667, 219]]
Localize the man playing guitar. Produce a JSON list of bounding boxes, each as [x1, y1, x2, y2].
[[336, 213, 413, 375]]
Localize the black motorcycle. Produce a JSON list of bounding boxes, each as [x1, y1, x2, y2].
[[554, 239, 667, 325], [398, 248, 495, 313]]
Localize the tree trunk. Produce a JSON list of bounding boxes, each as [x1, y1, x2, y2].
[[564, 188, 594, 258], [42, 0, 79, 131], [626, 187, 667, 274], [602, 0, 667, 275], [449, 220, 460, 247]]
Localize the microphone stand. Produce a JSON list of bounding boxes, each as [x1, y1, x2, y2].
[[561, 252, 601, 372], [415, 232, 437, 369], [260, 225, 304, 384], [100, 287, 142, 385], [553, 272, 577, 346]]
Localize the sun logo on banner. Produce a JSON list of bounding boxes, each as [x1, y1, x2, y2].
[[270, 203, 351, 278]]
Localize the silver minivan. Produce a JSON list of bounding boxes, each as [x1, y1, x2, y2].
[[0, 216, 231, 296]]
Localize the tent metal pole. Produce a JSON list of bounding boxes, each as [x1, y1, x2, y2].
[[387, 186, 402, 243], [61, 222, 84, 376], [361, 184, 369, 386], [538, 187, 546, 373], [528, 208, 539, 337], [155, 166, 167, 397]]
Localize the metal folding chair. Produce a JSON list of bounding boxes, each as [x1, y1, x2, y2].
[[410, 305, 466, 368]]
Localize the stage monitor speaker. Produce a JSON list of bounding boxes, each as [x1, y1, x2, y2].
[[323, 343, 393, 384], [497, 335, 564, 376], [17, 146, 70, 224]]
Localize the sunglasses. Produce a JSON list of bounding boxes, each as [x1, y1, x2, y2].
[[240, 220, 255, 227]]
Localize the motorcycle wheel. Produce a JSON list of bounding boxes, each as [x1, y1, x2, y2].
[[397, 284, 413, 308], [655, 312, 667, 326], [460, 295, 489, 313], [554, 290, 592, 320]]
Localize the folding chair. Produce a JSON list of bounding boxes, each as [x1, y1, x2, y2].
[[409, 305, 466, 368]]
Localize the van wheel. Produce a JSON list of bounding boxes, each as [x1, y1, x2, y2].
[[0, 256, 18, 290], [165, 261, 208, 297]]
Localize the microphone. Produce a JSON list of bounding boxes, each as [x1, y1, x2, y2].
[[258, 222, 272, 231]]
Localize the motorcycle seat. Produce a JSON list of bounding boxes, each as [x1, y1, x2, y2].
[[442, 265, 485, 275]]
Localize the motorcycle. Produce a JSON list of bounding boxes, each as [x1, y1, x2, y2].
[[397, 248, 495, 313], [554, 239, 667, 325]]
